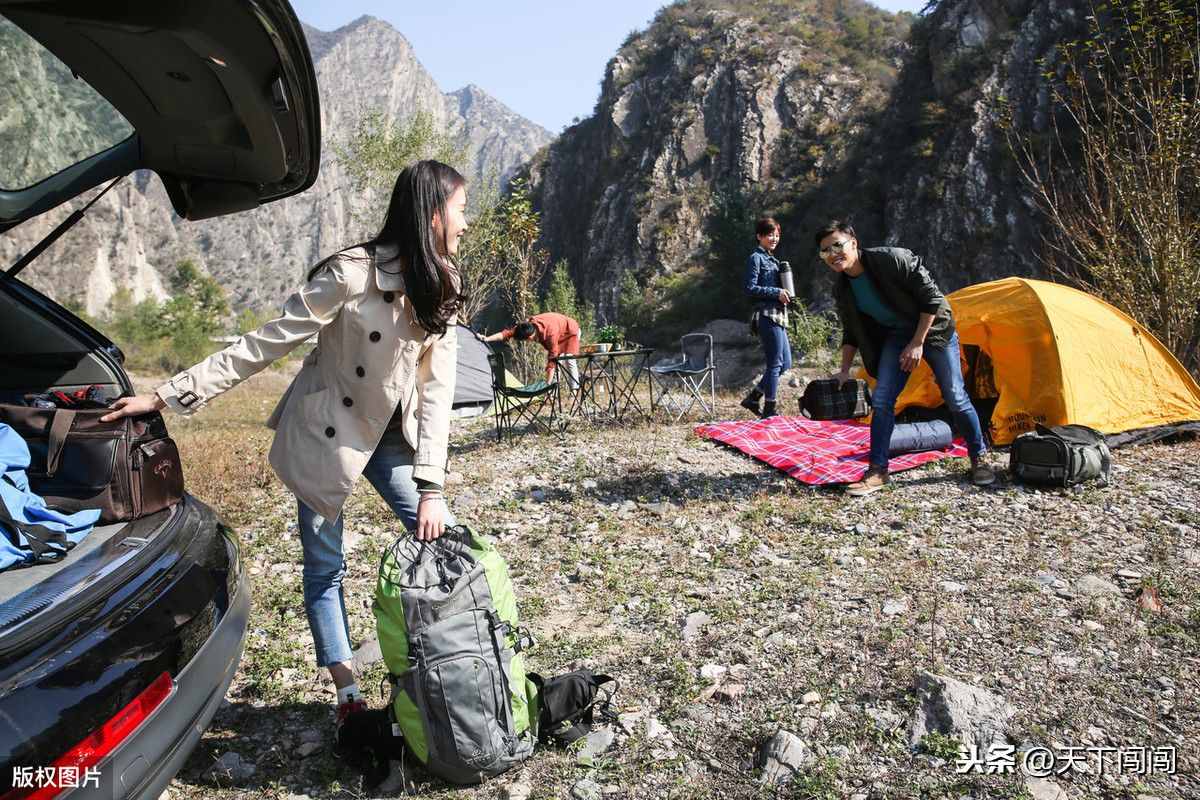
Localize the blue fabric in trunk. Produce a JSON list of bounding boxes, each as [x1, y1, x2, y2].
[[1, 423, 101, 571]]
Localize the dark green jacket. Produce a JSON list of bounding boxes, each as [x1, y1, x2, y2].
[[834, 247, 955, 378]]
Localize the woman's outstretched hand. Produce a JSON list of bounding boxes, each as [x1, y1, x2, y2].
[[101, 393, 166, 422], [414, 494, 447, 541]]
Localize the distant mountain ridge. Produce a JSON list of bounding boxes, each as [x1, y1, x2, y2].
[[1, 14, 553, 315]]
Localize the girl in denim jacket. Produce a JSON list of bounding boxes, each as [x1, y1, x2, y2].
[[740, 217, 793, 417]]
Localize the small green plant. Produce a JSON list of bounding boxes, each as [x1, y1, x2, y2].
[[785, 756, 842, 799], [597, 324, 624, 345], [920, 731, 965, 761]]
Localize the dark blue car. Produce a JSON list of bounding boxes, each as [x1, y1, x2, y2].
[[0, 1, 321, 797]]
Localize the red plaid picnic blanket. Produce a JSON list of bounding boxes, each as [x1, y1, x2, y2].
[[694, 415, 967, 485]]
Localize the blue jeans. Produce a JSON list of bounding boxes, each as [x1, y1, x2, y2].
[[869, 330, 986, 469], [756, 319, 793, 401], [298, 430, 457, 667]]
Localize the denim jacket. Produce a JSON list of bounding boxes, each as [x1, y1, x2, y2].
[[744, 246, 786, 312]]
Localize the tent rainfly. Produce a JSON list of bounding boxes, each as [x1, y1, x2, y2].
[[892, 278, 1200, 445], [452, 324, 495, 417]]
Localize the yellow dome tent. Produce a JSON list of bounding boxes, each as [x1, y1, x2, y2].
[[891, 277, 1200, 445]]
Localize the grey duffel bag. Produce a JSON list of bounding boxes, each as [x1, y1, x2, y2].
[[1009, 423, 1112, 487]]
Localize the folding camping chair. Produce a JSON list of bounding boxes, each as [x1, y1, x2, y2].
[[487, 349, 562, 442], [650, 333, 716, 421]]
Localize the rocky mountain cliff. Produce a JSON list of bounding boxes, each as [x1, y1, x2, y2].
[[849, 0, 1087, 292], [524, 0, 1086, 324], [1, 15, 552, 315]]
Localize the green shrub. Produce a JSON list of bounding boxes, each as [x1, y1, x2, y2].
[[538, 259, 596, 342], [103, 260, 231, 374], [787, 306, 840, 366]]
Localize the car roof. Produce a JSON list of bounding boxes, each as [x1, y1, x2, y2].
[[0, 0, 320, 233]]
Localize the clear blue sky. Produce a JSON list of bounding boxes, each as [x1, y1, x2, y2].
[[291, 0, 928, 132]]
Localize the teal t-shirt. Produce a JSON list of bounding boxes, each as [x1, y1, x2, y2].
[[848, 273, 909, 329]]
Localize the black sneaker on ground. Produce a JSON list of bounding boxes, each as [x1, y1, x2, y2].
[[335, 705, 405, 790], [740, 391, 762, 416], [970, 458, 997, 486]]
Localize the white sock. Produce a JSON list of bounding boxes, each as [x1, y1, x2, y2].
[[337, 683, 361, 705]]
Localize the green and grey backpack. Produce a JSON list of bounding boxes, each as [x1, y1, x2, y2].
[[373, 525, 537, 785]]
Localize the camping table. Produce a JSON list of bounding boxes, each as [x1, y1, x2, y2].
[[553, 348, 655, 424]]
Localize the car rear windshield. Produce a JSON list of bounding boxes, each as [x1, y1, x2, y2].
[[0, 14, 134, 191]]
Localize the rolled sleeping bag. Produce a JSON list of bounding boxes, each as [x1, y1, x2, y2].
[[888, 420, 954, 456]]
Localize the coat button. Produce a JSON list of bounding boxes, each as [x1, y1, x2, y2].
[[343, 397, 353, 407], [369, 331, 381, 342], [383, 291, 395, 303], [324, 426, 335, 438], [356, 366, 365, 378]]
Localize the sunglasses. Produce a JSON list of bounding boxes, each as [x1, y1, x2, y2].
[[819, 240, 853, 257]]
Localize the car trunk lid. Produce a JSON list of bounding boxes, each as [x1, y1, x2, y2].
[[0, 0, 320, 233]]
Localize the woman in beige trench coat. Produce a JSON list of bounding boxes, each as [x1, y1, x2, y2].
[[103, 160, 468, 726]]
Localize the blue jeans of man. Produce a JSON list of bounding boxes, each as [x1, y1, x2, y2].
[[869, 330, 986, 469], [298, 430, 457, 667], [756, 319, 792, 401]]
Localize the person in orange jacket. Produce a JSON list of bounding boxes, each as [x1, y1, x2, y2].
[[483, 312, 581, 387]]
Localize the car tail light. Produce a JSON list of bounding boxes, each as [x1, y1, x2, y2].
[[3, 672, 174, 800]]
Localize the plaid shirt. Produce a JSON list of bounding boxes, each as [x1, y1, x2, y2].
[[751, 305, 789, 330]]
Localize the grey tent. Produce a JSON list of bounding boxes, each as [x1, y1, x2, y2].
[[453, 324, 495, 418]]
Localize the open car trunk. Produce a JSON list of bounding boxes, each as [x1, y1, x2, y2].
[[0, 275, 178, 623]]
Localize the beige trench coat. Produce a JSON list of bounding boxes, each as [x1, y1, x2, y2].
[[155, 247, 457, 522]]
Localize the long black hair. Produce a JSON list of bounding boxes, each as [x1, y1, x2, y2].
[[373, 160, 466, 335]]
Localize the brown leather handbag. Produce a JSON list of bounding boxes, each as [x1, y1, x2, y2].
[[0, 404, 184, 522]]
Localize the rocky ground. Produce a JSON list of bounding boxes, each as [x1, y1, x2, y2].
[[147, 369, 1199, 800]]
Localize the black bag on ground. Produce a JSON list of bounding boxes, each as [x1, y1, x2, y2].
[[335, 671, 618, 790], [1009, 423, 1112, 487], [527, 668, 617, 747], [335, 708, 407, 791], [799, 378, 871, 420]]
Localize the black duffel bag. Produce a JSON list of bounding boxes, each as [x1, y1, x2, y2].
[[1009, 423, 1111, 487], [0, 404, 185, 522], [799, 378, 871, 420]]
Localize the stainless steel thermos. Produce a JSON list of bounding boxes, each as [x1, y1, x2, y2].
[[779, 260, 795, 295]]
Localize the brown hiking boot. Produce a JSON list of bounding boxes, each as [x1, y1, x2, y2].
[[846, 466, 889, 497], [970, 457, 996, 486]]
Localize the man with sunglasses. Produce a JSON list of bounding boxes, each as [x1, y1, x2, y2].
[[815, 220, 995, 496]]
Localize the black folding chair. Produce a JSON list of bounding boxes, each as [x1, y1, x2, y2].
[[650, 334, 716, 421], [487, 349, 562, 442]]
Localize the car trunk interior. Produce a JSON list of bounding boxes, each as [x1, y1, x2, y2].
[[0, 285, 126, 402], [0, 278, 166, 604], [0, 520, 130, 607]]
